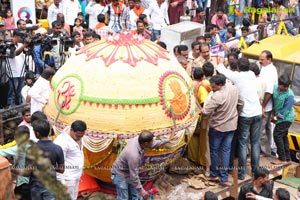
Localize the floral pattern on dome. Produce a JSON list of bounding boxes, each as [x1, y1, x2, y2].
[[76, 32, 170, 67]]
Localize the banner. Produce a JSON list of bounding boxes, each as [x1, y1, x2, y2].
[[210, 45, 225, 57], [11, 0, 36, 25]]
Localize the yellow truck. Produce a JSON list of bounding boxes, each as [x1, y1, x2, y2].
[[241, 34, 300, 161]]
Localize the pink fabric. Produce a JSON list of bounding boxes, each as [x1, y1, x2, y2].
[[18, 120, 30, 127], [4, 17, 15, 30], [192, 16, 204, 24], [211, 14, 229, 30], [276, 5, 288, 20]]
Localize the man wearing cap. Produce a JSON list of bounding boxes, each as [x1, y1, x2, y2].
[[0, 17, 12, 41], [33, 28, 55, 75]]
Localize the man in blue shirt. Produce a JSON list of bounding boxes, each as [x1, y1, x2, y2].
[[32, 29, 55, 75]]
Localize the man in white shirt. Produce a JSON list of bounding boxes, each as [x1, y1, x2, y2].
[[7, 30, 28, 106], [259, 50, 278, 156], [47, 0, 63, 29], [147, 0, 169, 41], [217, 58, 262, 180], [128, 0, 150, 30], [63, 0, 81, 30], [85, 0, 106, 30], [105, 0, 127, 33], [54, 120, 87, 200], [27, 68, 55, 115]]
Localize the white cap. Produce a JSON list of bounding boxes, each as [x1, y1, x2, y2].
[[35, 27, 47, 35]]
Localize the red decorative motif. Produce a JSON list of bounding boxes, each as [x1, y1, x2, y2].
[[76, 32, 169, 67], [57, 81, 76, 110]]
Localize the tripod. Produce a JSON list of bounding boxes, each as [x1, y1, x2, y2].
[[0, 56, 25, 106], [23, 47, 35, 73], [0, 55, 9, 108], [58, 40, 71, 69]]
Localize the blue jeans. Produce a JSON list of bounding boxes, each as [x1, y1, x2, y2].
[[31, 186, 55, 200], [7, 77, 24, 106], [229, 131, 238, 170], [112, 174, 139, 200], [285, 22, 297, 35], [196, 0, 208, 10], [209, 128, 235, 183], [260, 111, 273, 155], [237, 115, 262, 179], [236, 0, 253, 26], [151, 29, 161, 42]]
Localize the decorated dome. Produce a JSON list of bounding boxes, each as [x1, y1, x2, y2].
[[44, 33, 198, 182], [45, 33, 196, 138]]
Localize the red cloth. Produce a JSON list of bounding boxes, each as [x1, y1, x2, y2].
[[192, 16, 204, 24], [78, 173, 100, 195], [131, 30, 151, 40], [168, 0, 186, 24]]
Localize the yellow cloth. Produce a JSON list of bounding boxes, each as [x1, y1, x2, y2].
[[0, 140, 17, 149], [188, 80, 211, 166], [197, 80, 211, 105], [188, 116, 209, 166]]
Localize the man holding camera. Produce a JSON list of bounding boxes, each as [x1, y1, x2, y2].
[[33, 28, 55, 75], [49, 20, 63, 70], [7, 30, 30, 106]]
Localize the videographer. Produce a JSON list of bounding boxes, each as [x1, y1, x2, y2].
[[33, 28, 55, 75], [48, 20, 75, 69], [0, 19, 11, 108], [0, 19, 12, 41], [7, 29, 30, 106], [49, 20, 63, 70]]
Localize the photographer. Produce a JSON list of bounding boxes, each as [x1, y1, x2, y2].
[[0, 19, 11, 108], [7, 29, 30, 106], [49, 20, 63, 70], [33, 28, 55, 75]]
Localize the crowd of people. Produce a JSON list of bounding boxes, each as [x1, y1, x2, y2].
[[0, 0, 298, 199], [0, 108, 87, 200], [0, 0, 299, 109]]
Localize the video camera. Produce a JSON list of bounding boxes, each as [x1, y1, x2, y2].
[[59, 33, 74, 51], [0, 40, 16, 58], [41, 36, 58, 52]]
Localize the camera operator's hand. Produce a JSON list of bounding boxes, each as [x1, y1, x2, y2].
[[24, 37, 32, 47]]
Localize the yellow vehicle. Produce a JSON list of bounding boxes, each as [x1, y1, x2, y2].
[[241, 34, 300, 161]]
